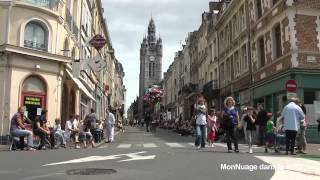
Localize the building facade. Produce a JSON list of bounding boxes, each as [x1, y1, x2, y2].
[[162, 0, 320, 141], [0, 0, 125, 141], [138, 18, 162, 121]]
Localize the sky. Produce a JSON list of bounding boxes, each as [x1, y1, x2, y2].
[[102, 0, 211, 113]]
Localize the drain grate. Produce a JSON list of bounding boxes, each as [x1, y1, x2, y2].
[[66, 168, 116, 175]]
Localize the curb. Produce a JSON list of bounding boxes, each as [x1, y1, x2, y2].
[[95, 130, 121, 148]]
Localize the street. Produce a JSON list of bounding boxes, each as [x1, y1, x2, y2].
[[2, 127, 319, 180]]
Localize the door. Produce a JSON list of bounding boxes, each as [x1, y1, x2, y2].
[[21, 75, 47, 122]]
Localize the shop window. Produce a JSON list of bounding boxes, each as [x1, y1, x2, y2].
[[23, 76, 46, 93], [256, 0, 262, 19], [304, 91, 316, 104], [258, 37, 265, 67], [273, 24, 282, 59]]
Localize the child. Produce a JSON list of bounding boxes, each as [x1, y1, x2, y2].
[[53, 118, 66, 148], [207, 109, 217, 147], [265, 113, 276, 153], [243, 107, 256, 154]]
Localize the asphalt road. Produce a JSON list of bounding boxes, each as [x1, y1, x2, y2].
[[0, 126, 276, 180]]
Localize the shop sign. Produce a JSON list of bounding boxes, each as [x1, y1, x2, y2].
[[89, 34, 106, 50], [24, 96, 41, 106]]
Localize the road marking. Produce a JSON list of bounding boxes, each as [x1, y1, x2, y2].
[[117, 144, 132, 148], [256, 156, 320, 179], [43, 151, 156, 166], [165, 143, 185, 148], [143, 143, 158, 148], [98, 145, 108, 149], [188, 143, 194, 147]]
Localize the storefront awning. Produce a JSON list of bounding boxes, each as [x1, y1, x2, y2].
[[66, 69, 96, 101]]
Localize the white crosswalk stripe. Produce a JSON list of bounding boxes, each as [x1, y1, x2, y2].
[[165, 143, 185, 148], [117, 144, 132, 148], [143, 143, 158, 148]]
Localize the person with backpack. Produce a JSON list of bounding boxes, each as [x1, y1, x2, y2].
[[221, 97, 240, 153]]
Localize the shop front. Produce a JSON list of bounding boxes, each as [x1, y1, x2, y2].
[[21, 75, 47, 121]]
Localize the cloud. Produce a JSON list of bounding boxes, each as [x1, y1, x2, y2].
[[103, 0, 210, 111]]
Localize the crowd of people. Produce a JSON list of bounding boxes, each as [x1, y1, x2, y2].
[[191, 96, 307, 155], [9, 107, 119, 151]]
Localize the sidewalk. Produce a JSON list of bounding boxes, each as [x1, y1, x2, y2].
[[0, 130, 122, 152]]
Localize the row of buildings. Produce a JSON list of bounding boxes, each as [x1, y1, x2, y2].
[[163, 0, 320, 135], [0, 0, 126, 141]]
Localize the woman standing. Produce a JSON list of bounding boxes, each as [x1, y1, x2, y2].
[[243, 107, 256, 154], [221, 97, 240, 153], [207, 109, 217, 147], [194, 99, 207, 149]]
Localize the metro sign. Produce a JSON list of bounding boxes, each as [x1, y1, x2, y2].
[[286, 79, 297, 93], [89, 34, 107, 50]]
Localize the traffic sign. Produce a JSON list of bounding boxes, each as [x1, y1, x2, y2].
[[89, 34, 106, 50], [286, 79, 297, 93]]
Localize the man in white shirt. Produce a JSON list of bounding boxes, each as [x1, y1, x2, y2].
[[105, 108, 116, 143], [65, 114, 80, 148], [281, 97, 305, 155]]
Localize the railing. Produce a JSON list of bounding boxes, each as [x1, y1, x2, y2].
[[203, 80, 219, 91], [24, 40, 47, 51], [20, 0, 60, 11]]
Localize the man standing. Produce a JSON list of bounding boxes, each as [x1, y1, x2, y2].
[[256, 105, 268, 146], [84, 108, 97, 142], [281, 97, 305, 155], [145, 112, 152, 132], [105, 108, 116, 143]]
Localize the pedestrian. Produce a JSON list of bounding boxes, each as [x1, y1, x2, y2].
[[80, 120, 96, 148], [105, 108, 116, 143], [52, 118, 66, 148], [265, 113, 277, 153], [221, 96, 240, 153], [297, 103, 308, 154], [84, 108, 98, 142], [10, 106, 35, 151], [33, 115, 51, 150], [145, 112, 152, 132], [243, 106, 256, 154], [240, 107, 248, 144], [256, 105, 268, 146], [194, 98, 207, 149], [207, 108, 217, 147], [281, 97, 305, 155], [65, 114, 80, 148]]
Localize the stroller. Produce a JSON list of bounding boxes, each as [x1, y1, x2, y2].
[[274, 119, 285, 152]]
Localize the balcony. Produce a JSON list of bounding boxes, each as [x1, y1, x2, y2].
[[19, 0, 61, 12], [24, 40, 47, 51], [202, 80, 219, 100], [179, 83, 198, 96]]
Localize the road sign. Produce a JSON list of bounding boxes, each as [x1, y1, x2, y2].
[[88, 55, 106, 72], [286, 79, 297, 93], [89, 34, 106, 50]]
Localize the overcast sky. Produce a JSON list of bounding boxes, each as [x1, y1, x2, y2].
[[102, 0, 210, 112]]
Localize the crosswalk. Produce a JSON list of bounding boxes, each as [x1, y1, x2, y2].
[[99, 142, 265, 151]]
